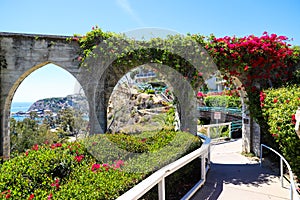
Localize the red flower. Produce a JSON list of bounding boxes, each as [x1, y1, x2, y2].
[[102, 163, 110, 171], [286, 99, 290, 103], [32, 144, 38, 151], [273, 98, 278, 103], [75, 155, 84, 162], [28, 194, 34, 200], [244, 65, 249, 71], [91, 163, 101, 172], [51, 143, 62, 149], [1, 190, 11, 199], [114, 160, 125, 169], [292, 114, 296, 124], [259, 92, 266, 102], [47, 193, 53, 200], [51, 179, 60, 190], [197, 92, 204, 97], [25, 151, 29, 156]]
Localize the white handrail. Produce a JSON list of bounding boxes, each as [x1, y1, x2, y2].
[[199, 122, 232, 138], [117, 133, 211, 200], [260, 144, 300, 200]]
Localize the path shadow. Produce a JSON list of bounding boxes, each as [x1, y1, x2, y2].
[[191, 162, 279, 200]]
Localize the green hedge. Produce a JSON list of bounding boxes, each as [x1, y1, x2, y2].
[[204, 95, 241, 108], [1, 130, 201, 199], [261, 85, 300, 177]]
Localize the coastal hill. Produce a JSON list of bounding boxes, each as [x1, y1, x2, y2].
[[28, 94, 89, 114]]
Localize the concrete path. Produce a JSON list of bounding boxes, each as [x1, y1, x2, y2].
[[191, 139, 291, 200]]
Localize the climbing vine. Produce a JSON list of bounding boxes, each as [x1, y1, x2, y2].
[[72, 27, 299, 122]]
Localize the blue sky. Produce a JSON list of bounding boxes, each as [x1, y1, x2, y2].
[[1, 0, 300, 102]]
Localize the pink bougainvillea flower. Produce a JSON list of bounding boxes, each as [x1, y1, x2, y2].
[[292, 114, 296, 124], [91, 163, 101, 172], [1, 190, 11, 199], [51, 143, 62, 149], [197, 92, 204, 97], [259, 92, 266, 102], [114, 160, 125, 169], [28, 193, 34, 200], [47, 193, 53, 200], [75, 155, 84, 162], [51, 178, 60, 190], [102, 163, 110, 171], [32, 144, 39, 151]]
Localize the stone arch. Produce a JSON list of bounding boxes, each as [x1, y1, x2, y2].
[[96, 60, 198, 135], [2, 61, 88, 159], [79, 35, 217, 135]]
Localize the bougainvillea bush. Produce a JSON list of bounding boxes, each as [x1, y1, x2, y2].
[[0, 130, 201, 199], [261, 85, 300, 177]]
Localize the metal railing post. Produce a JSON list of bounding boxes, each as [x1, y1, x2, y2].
[[280, 158, 284, 188], [290, 182, 293, 200], [158, 178, 165, 200], [201, 154, 206, 181], [229, 122, 232, 138], [260, 144, 263, 167], [260, 144, 300, 200]]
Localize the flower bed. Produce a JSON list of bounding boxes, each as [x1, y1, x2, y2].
[[0, 130, 201, 199]]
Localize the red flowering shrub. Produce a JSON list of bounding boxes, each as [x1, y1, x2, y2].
[[261, 85, 300, 177]]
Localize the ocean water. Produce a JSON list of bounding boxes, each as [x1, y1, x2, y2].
[[11, 102, 33, 113]]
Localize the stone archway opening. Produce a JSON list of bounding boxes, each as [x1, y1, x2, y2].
[[8, 63, 89, 154], [107, 64, 180, 134]]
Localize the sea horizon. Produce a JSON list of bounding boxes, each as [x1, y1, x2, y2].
[[11, 102, 34, 113]]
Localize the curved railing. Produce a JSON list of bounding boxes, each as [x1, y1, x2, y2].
[[117, 133, 211, 200], [260, 144, 300, 200], [198, 106, 242, 116]]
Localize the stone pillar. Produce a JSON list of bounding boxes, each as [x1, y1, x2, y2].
[[0, 94, 11, 160], [241, 101, 251, 153], [251, 119, 261, 156]]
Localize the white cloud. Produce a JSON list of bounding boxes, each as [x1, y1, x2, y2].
[[116, 0, 145, 26]]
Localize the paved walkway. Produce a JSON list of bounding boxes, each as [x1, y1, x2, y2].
[[191, 139, 291, 200]]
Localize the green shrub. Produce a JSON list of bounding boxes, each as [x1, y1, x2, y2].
[[261, 85, 300, 177], [204, 95, 241, 108], [10, 118, 59, 154], [1, 130, 201, 199]]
